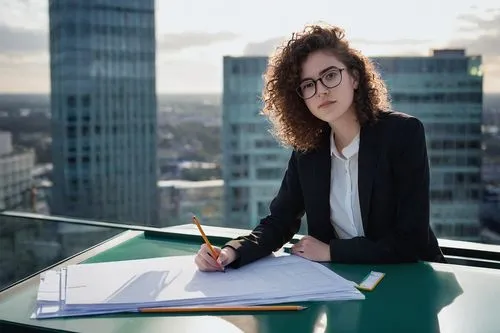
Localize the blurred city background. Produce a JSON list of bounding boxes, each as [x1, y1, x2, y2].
[[1, 0, 499, 289]]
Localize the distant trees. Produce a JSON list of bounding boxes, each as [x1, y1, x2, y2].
[[0, 113, 52, 163], [158, 121, 221, 163], [0, 113, 50, 137], [1, 111, 222, 166]]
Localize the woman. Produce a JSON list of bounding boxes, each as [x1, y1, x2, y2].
[[195, 23, 445, 272]]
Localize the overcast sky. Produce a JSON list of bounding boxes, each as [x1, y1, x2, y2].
[[0, 0, 499, 93]]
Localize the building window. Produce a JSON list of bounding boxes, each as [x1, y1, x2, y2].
[[67, 125, 76, 138], [82, 94, 91, 107], [256, 168, 283, 180], [67, 95, 76, 107]]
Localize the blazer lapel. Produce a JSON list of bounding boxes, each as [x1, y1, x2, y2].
[[358, 122, 380, 233], [312, 128, 337, 240]]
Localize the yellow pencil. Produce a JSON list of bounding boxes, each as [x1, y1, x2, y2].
[[192, 215, 224, 271], [139, 305, 307, 313]]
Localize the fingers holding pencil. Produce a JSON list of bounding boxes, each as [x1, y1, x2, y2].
[[192, 215, 239, 272], [216, 247, 236, 268], [195, 244, 237, 272], [195, 244, 222, 271]]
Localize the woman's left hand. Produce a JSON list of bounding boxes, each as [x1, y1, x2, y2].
[[290, 235, 331, 262]]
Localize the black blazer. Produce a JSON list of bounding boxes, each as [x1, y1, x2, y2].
[[225, 111, 445, 267]]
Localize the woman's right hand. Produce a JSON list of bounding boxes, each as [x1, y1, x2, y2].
[[194, 244, 238, 272]]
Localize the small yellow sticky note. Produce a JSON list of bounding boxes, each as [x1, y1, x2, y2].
[[356, 271, 385, 291]]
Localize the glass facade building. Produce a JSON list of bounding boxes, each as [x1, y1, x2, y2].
[[48, 0, 158, 225], [374, 49, 483, 240], [222, 57, 291, 228], [223, 50, 483, 240]]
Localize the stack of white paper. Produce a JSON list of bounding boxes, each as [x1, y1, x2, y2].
[[31, 254, 364, 319]]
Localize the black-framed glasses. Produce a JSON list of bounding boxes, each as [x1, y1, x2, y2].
[[296, 66, 345, 100]]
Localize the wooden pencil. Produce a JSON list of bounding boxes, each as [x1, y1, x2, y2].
[[192, 215, 225, 271], [139, 305, 307, 313], [192, 215, 218, 260]]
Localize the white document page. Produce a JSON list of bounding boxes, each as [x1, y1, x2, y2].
[[63, 254, 363, 309]]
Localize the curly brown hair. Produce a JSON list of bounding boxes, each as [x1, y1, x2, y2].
[[262, 23, 391, 152]]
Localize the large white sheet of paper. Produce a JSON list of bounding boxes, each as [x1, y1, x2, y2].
[[32, 253, 364, 319]]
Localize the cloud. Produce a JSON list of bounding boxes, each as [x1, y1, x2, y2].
[[157, 58, 221, 93], [450, 11, 500, 56], [0, 54, 49, 93], [0, 24, 238, 55], [158, 31, 239, 52], [450, 35, 500, 57], [482, 56, 500, 79], [0, 23, 48, 92], [243, 36, 432, 57], [0, 0, 47, 31], [0, 24, 47, 54], [351, 38, 431, 45], [448, 10, 500, 92], [486, 8, 500, 14], [457, 11, 500, 34], [243, 37, 286, 56]]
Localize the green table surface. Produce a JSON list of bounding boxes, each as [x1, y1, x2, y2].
[[1, 225, 500, 333]]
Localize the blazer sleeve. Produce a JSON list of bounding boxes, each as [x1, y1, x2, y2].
[[329, 117, 431, 263], [223, 151, 305, 268]]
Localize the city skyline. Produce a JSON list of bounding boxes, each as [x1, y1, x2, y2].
[[0, 0, 500, 93]]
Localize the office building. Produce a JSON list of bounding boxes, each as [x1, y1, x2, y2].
[[158, 179, 223, 227], [222, 57, 291, 228], [49, 0, 158, 225], [222, 50, 483, 239], [0, 131, 35, 211], [374, 49, 483, 240]]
